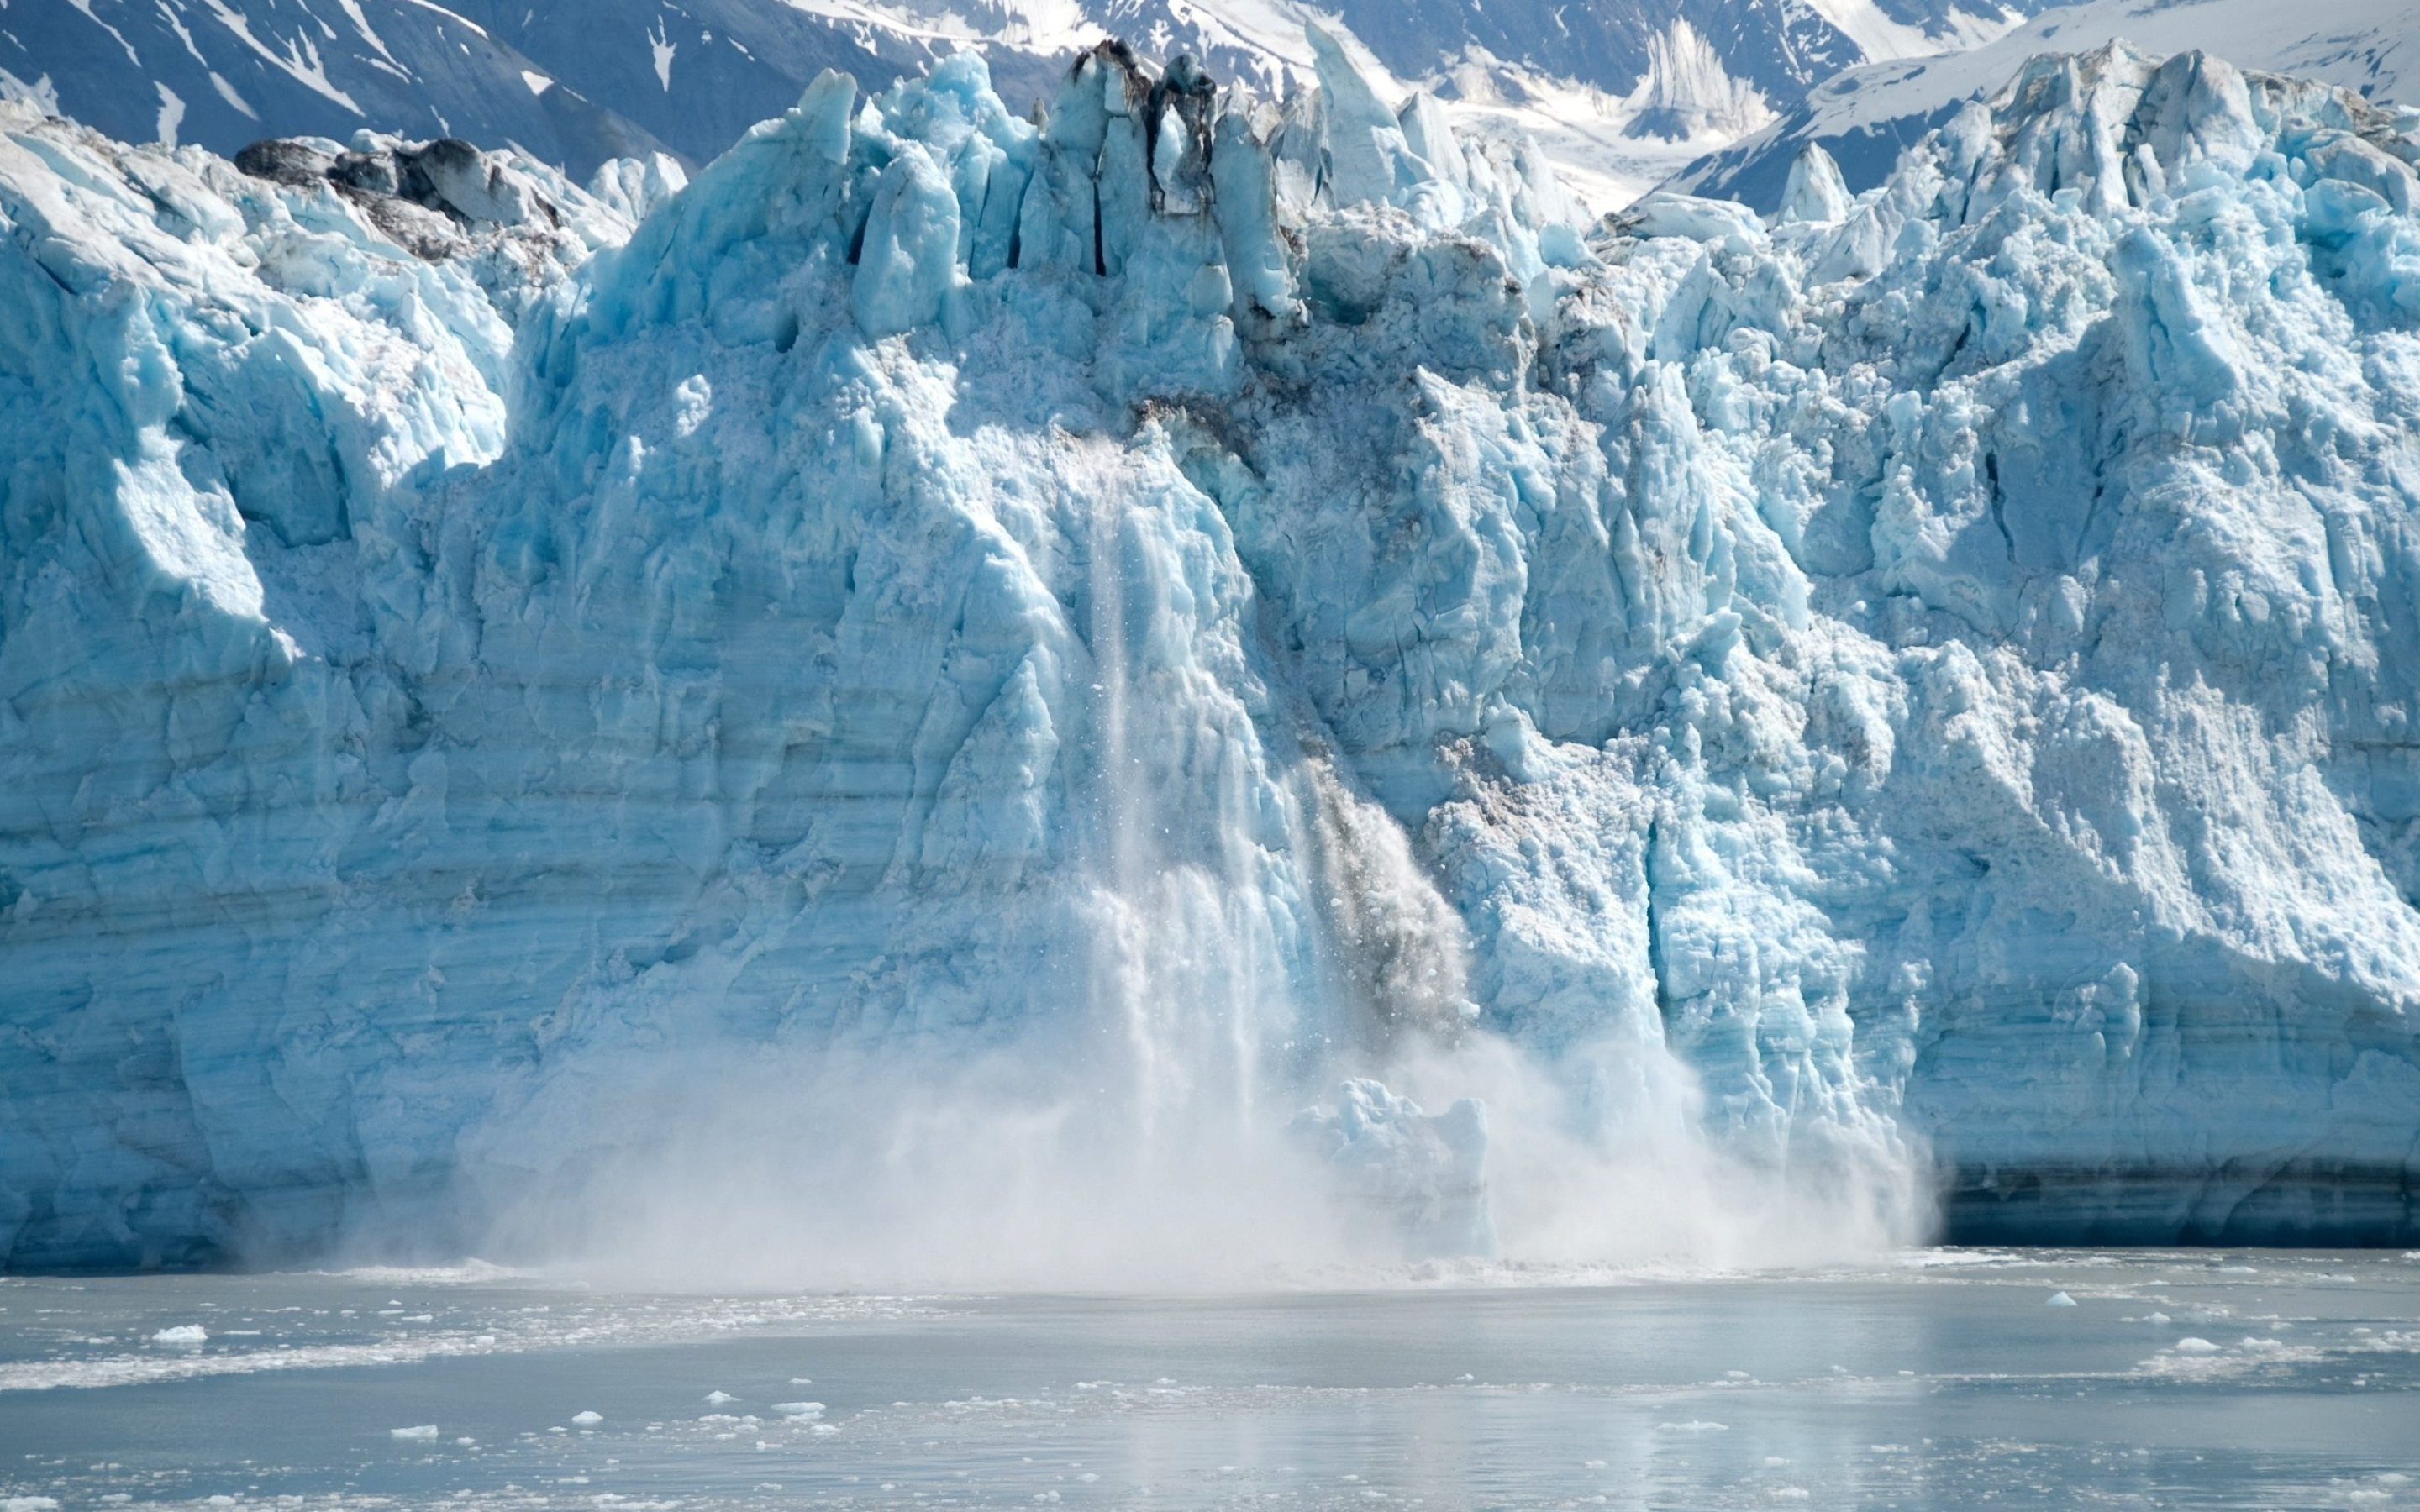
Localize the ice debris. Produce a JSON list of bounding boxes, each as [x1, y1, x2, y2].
[[1290, 1080, 1496, 1259]]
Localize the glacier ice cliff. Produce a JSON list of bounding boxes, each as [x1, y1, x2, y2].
[[4, 34, 2420, 1271]]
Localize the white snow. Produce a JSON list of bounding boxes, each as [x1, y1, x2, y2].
[[150, 1326, 208, 1345], [647, 19, 676, 92], [152, 81, 183, 149], [1676, 0, 2420, 205], [390, 1425, 440, 1439]]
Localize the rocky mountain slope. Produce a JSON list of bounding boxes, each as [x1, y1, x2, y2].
[[7, 0, 2040, 207]]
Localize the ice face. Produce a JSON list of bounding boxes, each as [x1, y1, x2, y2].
[[3, 34, 2419, 1271]]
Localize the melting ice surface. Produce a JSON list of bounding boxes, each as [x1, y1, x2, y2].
[[7, 19, 2420, 1276], [2, 1255, 2418, 1509]]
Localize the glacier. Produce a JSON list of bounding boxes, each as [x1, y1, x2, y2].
[[3, 31, 2420, 1273]]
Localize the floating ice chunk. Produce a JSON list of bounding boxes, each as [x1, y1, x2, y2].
[[2144, 1312, 2172, 1325], [2046, 1292, 2077, 1307], [3, 1499, 62, 1511], [773, 1402, 825, 1418], [390, 1425, 439, 1440], [788, 1378, 814, 1385], [2172, 1338, 2221, 1355], [151, 1325, 208, 1345], [571, 1410, 602, 1425], [1660, 1421, 1729, 1432], [705, 1390, 738, 1404]]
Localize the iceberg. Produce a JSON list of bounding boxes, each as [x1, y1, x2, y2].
[[2, 33, 2418, 1273]]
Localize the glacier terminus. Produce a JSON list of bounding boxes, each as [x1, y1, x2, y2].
[[3, 24, 2420, 1274]]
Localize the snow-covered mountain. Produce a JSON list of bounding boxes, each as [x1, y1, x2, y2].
[[4, 26, 2419, 1272], [1669, 0, 2420, 208], [6, 0, 2042, 210]]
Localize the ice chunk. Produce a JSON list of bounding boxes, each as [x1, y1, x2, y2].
[[1291, 1081, 1496, 1259], [390, 1425, 439, 1440], [571, 1410, 603, 1425], [852, 143, 964, 338], [1305, 24, 1419, 207], [151, 1326, 208, 1345], [1775, 143, 1853, 225], [1618, 191, 1764, 245], [2046, 1292, 2077, 1307]]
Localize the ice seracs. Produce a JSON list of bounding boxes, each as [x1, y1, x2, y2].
[[2, 28, 2418, 1271]]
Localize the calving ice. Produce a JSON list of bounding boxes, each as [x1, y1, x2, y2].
[[2, 27, 2417, 1277]]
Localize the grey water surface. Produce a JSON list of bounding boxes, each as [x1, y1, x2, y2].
[[2, 1251, 2415, 1511]]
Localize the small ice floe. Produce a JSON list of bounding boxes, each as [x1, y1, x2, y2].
[[390, 1425, 439, 1440], [789, 1378, 814, 1385], [150, 1325, 208, 1345], [2144, 1312, 2172, 1325], [772, 1402, 824, 1419], [2173, 1338, 2221, 1355], [3, 1498, 63, 1512], [1659, 1421, 1728, 1433], [2047, 1292, 2077, 1307], [571, 1410, 603, 1425], [704, 1390, 738, 1404]]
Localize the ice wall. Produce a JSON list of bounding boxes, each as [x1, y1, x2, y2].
[[3, 36, 2419, 1268]]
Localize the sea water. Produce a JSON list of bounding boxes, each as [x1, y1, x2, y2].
[[2, 1251, 2415, 1510]]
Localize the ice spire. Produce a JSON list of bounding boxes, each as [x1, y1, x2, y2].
[[1776, 140, 1853, 225]]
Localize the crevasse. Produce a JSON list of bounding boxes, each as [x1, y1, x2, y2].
[[3, 35, 2418, 1271]]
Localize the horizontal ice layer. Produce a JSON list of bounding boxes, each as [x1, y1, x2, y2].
[[4, 33, 2420, 1266]]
